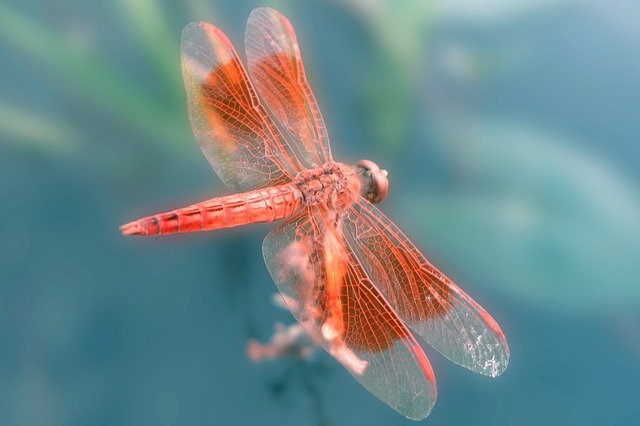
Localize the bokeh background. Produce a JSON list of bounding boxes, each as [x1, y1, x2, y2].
[[1, 0, 639, 425]]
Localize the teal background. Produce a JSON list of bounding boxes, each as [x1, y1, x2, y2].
[[1, 0, 639, 425]]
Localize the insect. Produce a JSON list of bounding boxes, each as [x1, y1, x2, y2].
[[120, 7, 509, 420]]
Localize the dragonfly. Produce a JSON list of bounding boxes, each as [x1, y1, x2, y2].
[[120, 7, 509, 420]]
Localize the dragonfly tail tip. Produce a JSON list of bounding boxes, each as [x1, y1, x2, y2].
[[120, 221, 144, 236]]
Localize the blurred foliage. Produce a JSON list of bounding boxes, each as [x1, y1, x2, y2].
[[0, 101, 77, 153], [114, 0, 182, 100], [405, 119, 640, 312], [332, 0, 434, 153], [435, 0, 567, 24], [0, 1, 202, 154]]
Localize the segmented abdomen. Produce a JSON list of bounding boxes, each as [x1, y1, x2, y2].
[[120, 184, 303, 236]]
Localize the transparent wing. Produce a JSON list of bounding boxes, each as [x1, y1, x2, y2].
[[342, 197, 510, 377], [245, 7, 332, 168], [182, 22, 306, 191], [262, 209, 436, 420]]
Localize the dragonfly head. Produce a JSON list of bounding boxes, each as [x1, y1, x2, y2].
[[355, 159, 389, 204]]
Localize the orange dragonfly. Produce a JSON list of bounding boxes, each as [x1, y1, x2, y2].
[[121, 7, 509, 420]]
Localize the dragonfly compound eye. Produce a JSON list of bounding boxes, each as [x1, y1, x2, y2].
[[356, 159, 389, 204], [371, 169, 389, 204]]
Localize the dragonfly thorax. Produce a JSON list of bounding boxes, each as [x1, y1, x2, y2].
[[293, 162, 361, 209]]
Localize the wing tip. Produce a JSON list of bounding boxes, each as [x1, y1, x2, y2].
[[250, 6, 279, 17], [398, 384, 437, 421], [478, 310, 510, 378], [181, 21, 234, 51], [249, 6, 297, 39], [479, 347, 510, 378], [181, 21, 204, 40], [405, 405, 435, 422]]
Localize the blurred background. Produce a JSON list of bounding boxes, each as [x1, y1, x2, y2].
[[1, 0, 639, 424]]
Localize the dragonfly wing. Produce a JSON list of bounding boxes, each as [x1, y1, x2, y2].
[[245, 7, 332, 168], [342, 197, 510, 377], [182, 22, 305, 191], [262, 209, 437, 420]]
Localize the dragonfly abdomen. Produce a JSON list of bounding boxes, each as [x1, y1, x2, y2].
[[120, 184, 303, 236]]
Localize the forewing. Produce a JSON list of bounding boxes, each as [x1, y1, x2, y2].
[[182, 22, 304, 191], [262, 209, 437, 420], [245, 7, 332, 168], [342, 197, 510, 377]]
